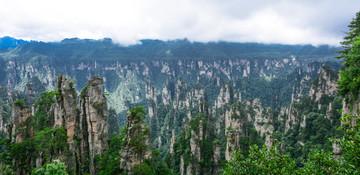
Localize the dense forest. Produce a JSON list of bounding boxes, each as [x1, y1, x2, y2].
[[0, 11, 358, 175]]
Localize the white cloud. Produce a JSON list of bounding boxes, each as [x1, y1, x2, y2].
[[0, 0, 359, 46]]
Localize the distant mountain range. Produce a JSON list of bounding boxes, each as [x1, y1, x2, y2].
[[0, 36, 35, 49]]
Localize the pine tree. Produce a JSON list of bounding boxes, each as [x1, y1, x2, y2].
[[337, 11, 360, 58], [337, 11, 360, 99]]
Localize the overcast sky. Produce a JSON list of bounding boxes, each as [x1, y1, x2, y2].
[[0, 0, 359, 46]]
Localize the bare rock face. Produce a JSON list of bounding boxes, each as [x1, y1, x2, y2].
[[53, 75, 77, 142], [8, 102, 32, 143], [309, 66, 338, 102], [7, 102, 33, 175], [162, 79, 172, 106], [78, 76, 108, 175], [283, 66, 339, 132], [213, 142, 221, 165], [0, 101, 4, 133], [145, 81, 157, 118], [214, 83, 232, 109], [225, 99, 275, 160], [119, 109, 152, 174], [170, 129, 176, 154], [251, 99, 274, 148], [50, 75, 78, 173], [6, 75, 109, 175]]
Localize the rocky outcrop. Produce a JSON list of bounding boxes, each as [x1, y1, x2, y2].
[[52, 75, 77, 144], [8, 102, 32, 143], [6, 102, 33, 175], [213, 142, 221, 174], [281, 66, 340, 132], [225, 103, 246, 161], [6, 75, 109, 175], [214, 83, 232, 109], [162, 79, 172, 106], [1, 39, 343, 175], [145, 82, 157, 118], [119, 108, 152, 174], [46, 75, 78, 173], [23, 76, 46, 105], [224, 98, 275, 161], [78, 76, 108, 175], [170, 129, 176, 154], [0, 101, 4, 133], [251, 99, 274, 148], [309, 66, 338, 102]]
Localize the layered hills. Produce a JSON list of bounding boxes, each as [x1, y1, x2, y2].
[[0, 38, 346, 174]]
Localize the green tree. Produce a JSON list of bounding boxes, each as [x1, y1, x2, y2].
[[223, 144, 296, 175], [298, 149, 347, 174], [133, 150, 173, 175], [331, 114, 360, 174], [98, 127, 126, 175], [128, 106, 147, 119], [32, 161, 68, 175], [337, 11, 360, 57], [337, 11, 360, 100], [337, 36, 360, 99]]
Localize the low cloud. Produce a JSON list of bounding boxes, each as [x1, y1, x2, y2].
[[0, 0, 359, 46]]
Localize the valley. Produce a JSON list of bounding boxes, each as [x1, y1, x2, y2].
[[0, 38, 350, 174]]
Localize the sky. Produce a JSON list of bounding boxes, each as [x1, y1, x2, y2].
[[0, 0, 359, 46]]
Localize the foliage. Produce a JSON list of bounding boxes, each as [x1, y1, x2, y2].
[[0, 90, 68, 174], [32, 91, 59, 131], [278, 93, 342, 164], [108, 108, 120, 135], [337, 36, 360, 100], [223, 112, 360, 175], [337, 11, 360, 57], [33, 127, 68, 160], [32, 161, 68, 175], [224, 10, 360, 175], [98, 127, 126, 175], [125, 107, 150, 155], [133, 150, 173, 175], [14, 99, 26, 108], [299, 149, 347, 174], [189, 113, 204, 132], [332, 113, 360, 173], [0, 127, 68, 173], [223, 144, 296, 175], [100, 108, 172, 175], [128, 106, 147, 120], [80, 85, 88, 98], [0, 164, 15, 175], [133, 163, 152, 175], [337, 11, 360, 100], [93, 101, 106, 117], [65, 75, 76, 88]]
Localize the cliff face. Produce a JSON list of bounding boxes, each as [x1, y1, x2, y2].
[[309, 66, 338, 102], [8, 103, 32, 143], [119, 109, 152, 174], [166, 65, 341, 175], [6, 102, 33, 175], [276, 66, 341, 154], [172, 102, 219, 175], [224, 99, 274, 161], [0, 40, 344, 175], [6, 75, 109, 175], [2, 53, 330, 117], [78, 76, 108, 175], [282, 66, 339, 132]]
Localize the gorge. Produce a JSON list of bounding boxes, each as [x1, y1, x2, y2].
[[0, 37, 351, 174]]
